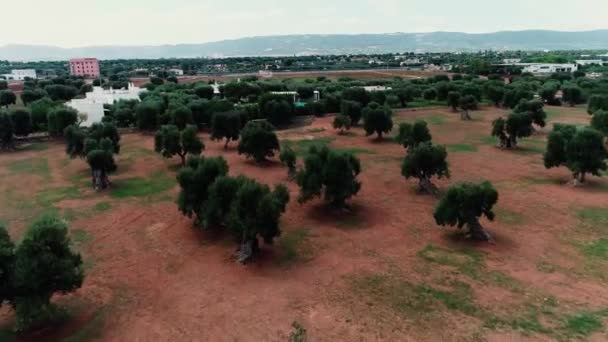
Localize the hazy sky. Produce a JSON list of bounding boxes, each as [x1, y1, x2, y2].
[[3, 0, 607, 47]]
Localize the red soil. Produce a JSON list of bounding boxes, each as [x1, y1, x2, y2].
[[1, 105, 607, 341]]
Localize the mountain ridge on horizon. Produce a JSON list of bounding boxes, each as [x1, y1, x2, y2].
[[1, 29, 607, 61]]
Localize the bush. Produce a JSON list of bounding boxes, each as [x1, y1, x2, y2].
[[434, 181, 498, 242], [333, 115, 352, 134], [237, 120, 280, 163], [402, 142, 450, 194], [0, 110, 14, 150], [10, 109, 33, 137], [47, 107, 78, 137], [12, 215, 84, 331], [340, 100, 363, 125], [211, 111, 243, 149], [155, 125, 204, 166], [136, 101, 161, 131], [396, 120, 432, 150], [362, 102, 393, 139], [296, 145, 361, 208]]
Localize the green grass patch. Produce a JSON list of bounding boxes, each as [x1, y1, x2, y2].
[[496, 207, 525, 225], [348, 272, 480, 320], [333, 147, 376, 155], [479, 135, 499, 146], [36, 186, 80, 207], [110, 172, 175, 199], [446, 143, 477, 152], [414, 281, 479, 316], [407, 100, 446, 109], [426, 114, 446, 126], [581, 239, 608, 259], [417, 245, 483, 280], [6, 158, 51, 180], [93, 202, 112, 212], [561, 311, 606, 337], [281, 137, 335, 157], [278, 228, 314, 265], [24, 142, 49, 151], [577, 207, 608, 228]]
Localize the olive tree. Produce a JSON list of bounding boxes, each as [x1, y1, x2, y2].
[[0, 90, 16, 108], [340, 100, 363, 125], [402, 142, 450, 194], [12, 215, 83, 331], [296, 145, 361, 208], [176, 156, 229, 226], [544, 125, 607, 184], [279, 146, 297, 179], [362, 102, 393, 139], [47, 107, 78, 137], [459, 95, 477, 120], [227, 180, 289, 263], [155, 125, 204, 166], [10, 109, 33, 137], [0, 111, 14, 150], [588, 95, 608, 115], [562, 84, 584, 107], [395, 120, 432, 150], [86, 138, 117, 190], [447, 91, 461, 111], [237, 120, 280, 163], [514, 99, 547, 129], [491, 113, 533, 149], [211, 111, 243, 149], [333, 114, 351, 134], [433, 181, 499, 242], [590, 110, 608, 136]]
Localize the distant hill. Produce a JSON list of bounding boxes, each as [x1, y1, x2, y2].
[[1, 30, 607, 61]]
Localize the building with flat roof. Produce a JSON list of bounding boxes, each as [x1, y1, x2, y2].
[[66, 83, 145, 127], [521, 63, 578, 74], [69, 58, 100, 78], [575, 60, 605, 66], [1, 69, 36, 81]]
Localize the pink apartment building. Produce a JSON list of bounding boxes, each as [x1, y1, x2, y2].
[[69, 58, 100, 78]]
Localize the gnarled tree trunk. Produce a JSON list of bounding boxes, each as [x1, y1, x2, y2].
[[418, 177, 438, 195], [467, 220, 494, 243], [235, 238, 260, 264], [92, 169, 110, 191]]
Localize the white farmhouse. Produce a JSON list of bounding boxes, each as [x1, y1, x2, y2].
[[521, 63, 578, 74], [2, 69, 37, 80], [66, 83, 146, 127]]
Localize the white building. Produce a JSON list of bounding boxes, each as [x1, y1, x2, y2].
[[2, 69, 37, 81], [521, 63, 578, 74], [503, 58, 522, 64], [67, 83, 145, 127], [363, 86, 392, 92], [575, 60, 605, 66], [169, 68, 184, 76]]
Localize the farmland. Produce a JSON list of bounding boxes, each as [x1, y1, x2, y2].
[[1, 104, 607, 341]]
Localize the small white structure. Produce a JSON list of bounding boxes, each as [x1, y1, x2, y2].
[[503, 58, 522, 64], [67, 83, 145, 127], [575, 60, 605, 66], [2, 69, 37, 80], [313, 90, 320, 102], [363, 86, 392, 92], [271, 91, 298, 102], [521, 63, 578, 74], [169, 68, 184, 76]]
